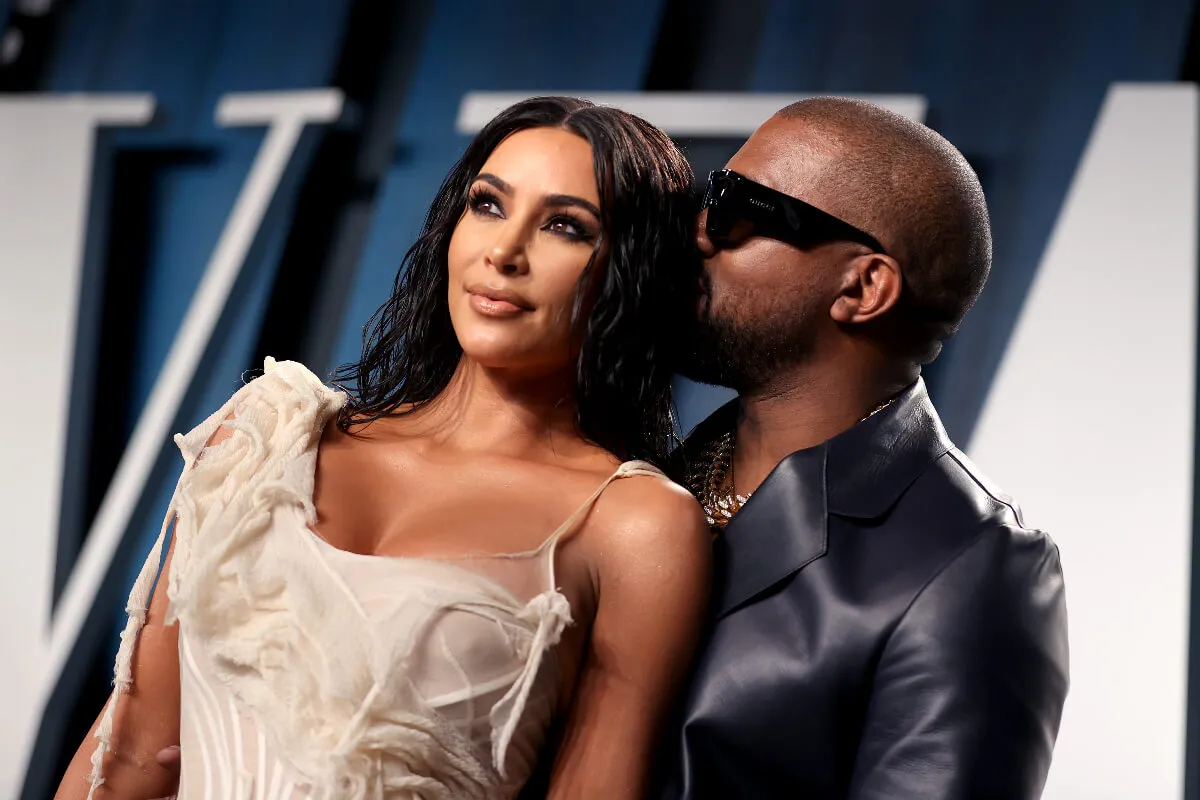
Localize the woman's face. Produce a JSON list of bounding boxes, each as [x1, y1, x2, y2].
[[447, 126, 605, 376]]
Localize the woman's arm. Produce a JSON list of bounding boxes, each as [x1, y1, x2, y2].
[[545, 479, 711, 799], [55, 420, 236, 799], [54, 531, 182, 799]]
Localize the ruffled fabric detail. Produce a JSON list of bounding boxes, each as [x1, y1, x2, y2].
[[152, 358, 576, 799], [162, 359, 494, 798], [489, 589, 572, 779]]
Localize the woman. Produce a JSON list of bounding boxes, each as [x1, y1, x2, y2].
[[54, 97, 710, 799]]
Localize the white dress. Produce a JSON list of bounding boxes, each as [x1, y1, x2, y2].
[[86, 358, 665, 799]]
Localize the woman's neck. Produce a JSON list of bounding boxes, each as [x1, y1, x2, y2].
[[399, 357, 579, 457]]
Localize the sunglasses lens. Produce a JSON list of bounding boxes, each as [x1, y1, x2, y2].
[[705, 204, 731, 239], [703, 174, 734, 241], [704, 178, 758, 247]]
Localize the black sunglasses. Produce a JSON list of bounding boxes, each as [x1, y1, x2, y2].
[[701, 169, 886, 254]]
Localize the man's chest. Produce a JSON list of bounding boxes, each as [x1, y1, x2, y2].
[[683, 527, 943, 749]]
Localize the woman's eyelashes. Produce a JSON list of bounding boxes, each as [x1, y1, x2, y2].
[[467, 187, 504, 218], [544, 212, 596, 243], [467, 187, 597, 244]]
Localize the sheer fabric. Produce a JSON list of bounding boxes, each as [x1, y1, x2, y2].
[[86, 359, 664, 800]]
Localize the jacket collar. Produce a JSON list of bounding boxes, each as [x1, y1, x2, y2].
[[704, 378, 952, 619], [825, 377, 952, 517]]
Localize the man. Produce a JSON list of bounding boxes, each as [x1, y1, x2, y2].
[[656, 97, 1069, 799]]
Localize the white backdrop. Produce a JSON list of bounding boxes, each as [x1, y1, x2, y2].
[[971, 83, 1199, 799], [0, 96, 154, 797]]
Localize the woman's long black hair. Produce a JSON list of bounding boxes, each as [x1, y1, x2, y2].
[[333, 96, 697, 466]]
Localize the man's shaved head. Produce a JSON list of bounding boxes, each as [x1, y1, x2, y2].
[[774, 97, 992, 348], [683, 96, 992, 394]]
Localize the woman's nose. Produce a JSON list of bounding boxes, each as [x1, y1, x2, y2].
[[485, 226, 530, 275]]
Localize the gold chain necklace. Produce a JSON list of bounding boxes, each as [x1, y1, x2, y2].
[[691, 397, 897, 530], [687, 431, 745, 529]]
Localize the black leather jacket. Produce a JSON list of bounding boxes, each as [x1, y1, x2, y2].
[[654, 380, 1069, 799]]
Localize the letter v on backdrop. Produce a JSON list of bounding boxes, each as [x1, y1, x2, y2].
[[0, 89, 343, 797]]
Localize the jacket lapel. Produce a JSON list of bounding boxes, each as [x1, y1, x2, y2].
[[706, 379, 950, 620], [712, 446, 829, 619]]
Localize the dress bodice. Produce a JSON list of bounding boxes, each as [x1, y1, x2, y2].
[[86, 358, 664, 800]]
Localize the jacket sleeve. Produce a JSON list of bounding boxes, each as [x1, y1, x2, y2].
[[847, 525, 1069, 800]]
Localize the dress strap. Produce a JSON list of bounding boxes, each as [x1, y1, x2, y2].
[[539, 460, 665, 553]]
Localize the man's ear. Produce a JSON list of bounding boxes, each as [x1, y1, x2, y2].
[[829, 253, 903, 324]]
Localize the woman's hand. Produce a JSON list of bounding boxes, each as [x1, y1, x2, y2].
[[148, 746, 181, 799]]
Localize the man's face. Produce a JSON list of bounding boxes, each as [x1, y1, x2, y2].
[[681, 117, 846, 392]]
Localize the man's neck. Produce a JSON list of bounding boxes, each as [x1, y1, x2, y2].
[[732, 360, 917, 496]]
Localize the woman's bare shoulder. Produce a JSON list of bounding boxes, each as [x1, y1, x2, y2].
[[581, 468, 710, 573]]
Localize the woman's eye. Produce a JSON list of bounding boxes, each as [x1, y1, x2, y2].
[[468, 190, 503, 217], [546, 215, 595, 242]]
